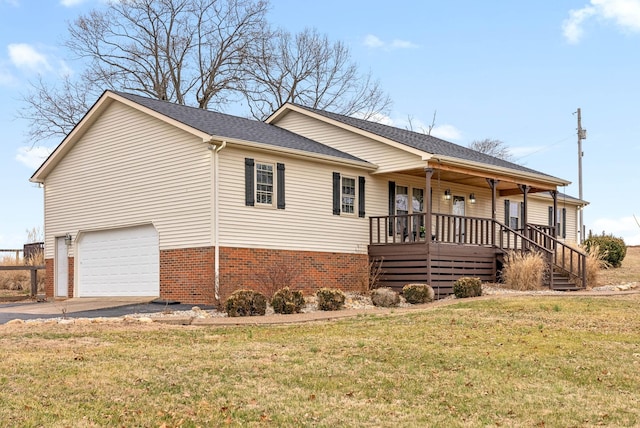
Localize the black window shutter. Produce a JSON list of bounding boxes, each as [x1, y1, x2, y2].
[[245, 158, 254, 206], [277, 163, 285, 209], [358, 176, 365, 218], [504, 200, 510, 226], [332, 172, 341, 215], [548, 206, 553, 226], [388, 181, 396, 235], [520, 202, 525, 228], [562, 208, 567, 238]]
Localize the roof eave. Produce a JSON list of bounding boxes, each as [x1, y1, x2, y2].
[[212, 136, 377, 170], [432, 155, 571, 187]]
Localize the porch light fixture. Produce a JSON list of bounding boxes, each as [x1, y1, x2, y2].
[[444, 189, 451, 200], [64, 233, 73, 246], [469, 193, 476, 204]]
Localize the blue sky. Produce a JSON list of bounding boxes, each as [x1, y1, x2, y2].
[[1, 0, 640, 249]]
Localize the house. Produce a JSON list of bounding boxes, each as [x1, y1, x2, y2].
[[30, 91, 587, 304]]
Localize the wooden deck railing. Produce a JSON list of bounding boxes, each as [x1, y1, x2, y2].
[[0, 265, 45, 296], [369, 213, 591, 289]]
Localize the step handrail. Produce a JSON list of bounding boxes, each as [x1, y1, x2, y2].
[[526, 225, 587, 287]]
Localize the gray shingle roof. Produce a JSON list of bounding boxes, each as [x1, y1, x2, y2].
[[112, 91, 367, 163], [292, 104, 557, 178]]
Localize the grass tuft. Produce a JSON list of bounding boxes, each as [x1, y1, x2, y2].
[[501, 251, 545, 290]]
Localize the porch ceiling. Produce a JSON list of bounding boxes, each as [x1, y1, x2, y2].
[[403, 166, 556, 194]]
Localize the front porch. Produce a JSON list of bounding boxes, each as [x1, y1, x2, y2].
[[368, 212, 587, 298]]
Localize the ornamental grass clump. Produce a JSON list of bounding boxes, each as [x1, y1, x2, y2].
[[225, 289, 267, 317], [271, 287, 305, 314], [501, 251, 545, 291], [316, 287, 345, 311], [402, 283, 434, 304], [371, 287, 399, 307], [453, 277, 482, 298]]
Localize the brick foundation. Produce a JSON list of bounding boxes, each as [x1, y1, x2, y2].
[[159, 247, 215, 304], [46, 247, 368, 306], [218, 247, 369, 303]]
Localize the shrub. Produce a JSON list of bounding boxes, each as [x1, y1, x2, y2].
[[316, 288, 346, 311], [584, 233, 627, 268], [271, 287, 305, 314], [453, 277, 482, 298], [371, 287, 399, 307], [501, 251, 545, 291], [225, 289, 267, 317], [402, 283, 434, 304]]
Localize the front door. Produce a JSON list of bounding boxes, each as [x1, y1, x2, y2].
[[453, 196, 465, 242], [55, 237, 68, 297]]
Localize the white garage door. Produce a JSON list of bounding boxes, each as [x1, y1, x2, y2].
[[77, 225, 159, 297]]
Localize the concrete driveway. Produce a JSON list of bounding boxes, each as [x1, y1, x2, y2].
[[0, 297, 203, 324]]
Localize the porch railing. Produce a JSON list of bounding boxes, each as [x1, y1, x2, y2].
[[369, 213, 587, 289]]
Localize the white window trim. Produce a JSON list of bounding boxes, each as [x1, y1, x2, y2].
[[255, 161, 276, 208], [341, 175, 356, 216]]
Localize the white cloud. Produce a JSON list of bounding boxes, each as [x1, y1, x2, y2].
[[60, 0, 87, 6], [8, 43, 51, 72], [363, 34, 419, 50], [2, 0, 19, 6], [563, 0, 640, 43], [591, 215, 640, 245], [15, 146, 53, 169], [430, 124, 462, 141], [363, 34, 384, 48]]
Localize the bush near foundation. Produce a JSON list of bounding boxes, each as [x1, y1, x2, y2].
[[453, 277, 482, 298], [402, 284, 435, 304], [271, 287, 305, 314], [316, 288, 345, 311], [584, 233, 627, 268], [225, 289, 267, 317], [371, 287, 399, 307]]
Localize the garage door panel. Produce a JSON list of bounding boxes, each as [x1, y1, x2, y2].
[[77, 225, 159, 297]]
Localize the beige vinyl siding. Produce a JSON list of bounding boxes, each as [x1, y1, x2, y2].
[[274, 111, 425, 172], [527, 195, 580, 243], [218, 147, 388, 254], [44, 102, 212, 258]]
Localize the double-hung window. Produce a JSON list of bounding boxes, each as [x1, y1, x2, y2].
[[255, 162, 274, 205], [341, 177, 356, 214], [332, 172, 365, 217], [245, 158, 285, 209]]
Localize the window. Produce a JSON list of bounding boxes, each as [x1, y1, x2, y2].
[[504, 199, 523, 230], [341, 177, 356, 214], [245, 158, 285, 209], [256, 162, 274, 205], [549, 206, 567, 238], [333, 172, 365, 217]]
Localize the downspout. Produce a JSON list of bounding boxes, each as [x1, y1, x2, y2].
[[210, 140, 226, 303]]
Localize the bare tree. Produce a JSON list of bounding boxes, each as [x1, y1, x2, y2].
[[468, 138, 514, 161], [20, 0, 269, 140], [240, 27, 391, 120], [406, 110, 437, 135], [19, 1, 391, 141]]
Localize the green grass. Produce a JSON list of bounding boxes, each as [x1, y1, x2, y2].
[[1, 295, 639, 427]]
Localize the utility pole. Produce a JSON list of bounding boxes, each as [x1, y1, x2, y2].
[[576, 108, 586, 243]]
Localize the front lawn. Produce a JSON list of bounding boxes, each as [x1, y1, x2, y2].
[[1, 294, 639, 427]]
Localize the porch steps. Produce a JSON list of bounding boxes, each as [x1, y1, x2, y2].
[[548, 269, 582, 291]]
